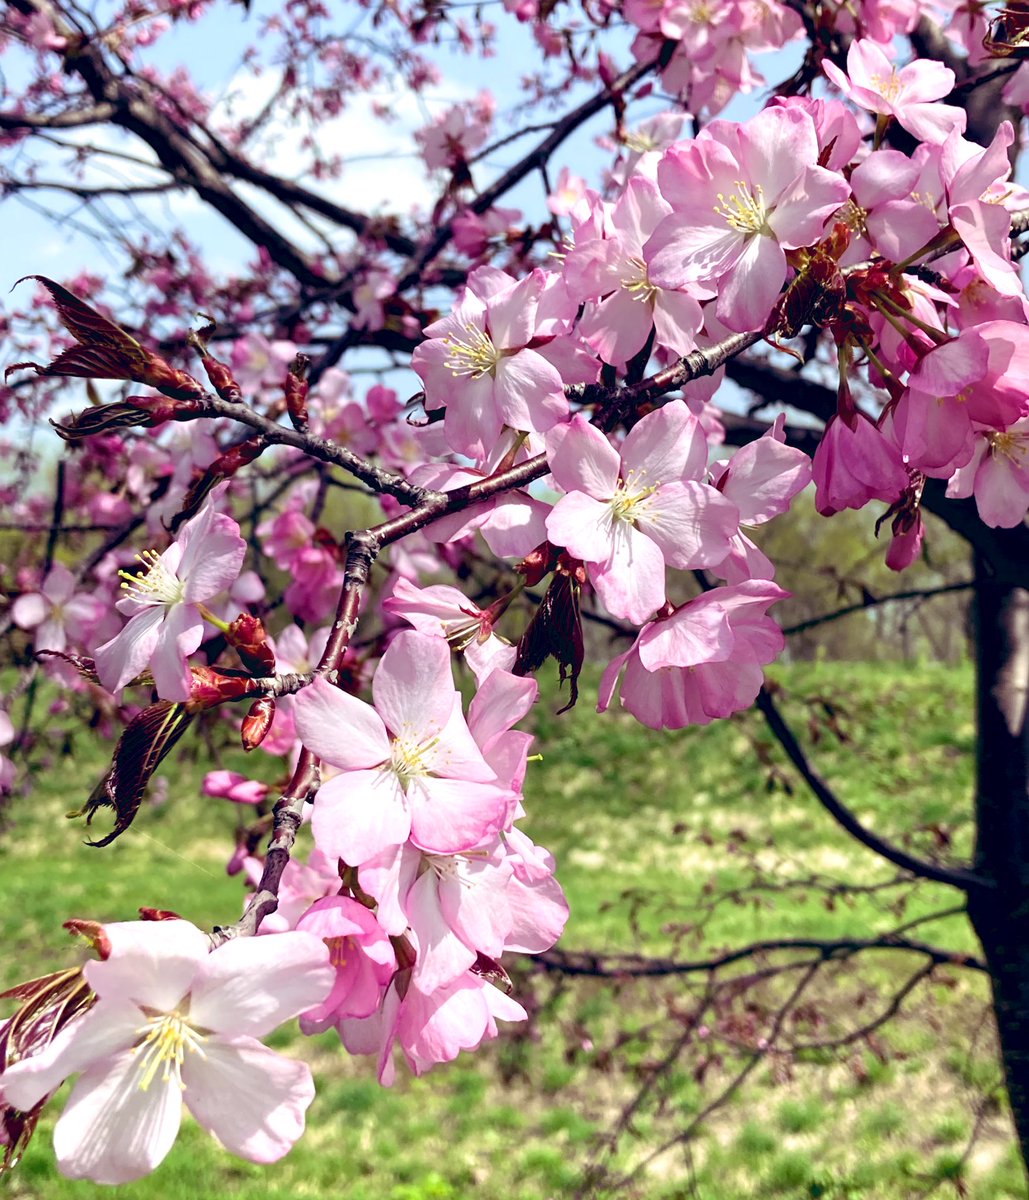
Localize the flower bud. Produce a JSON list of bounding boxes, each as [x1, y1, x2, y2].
[[241, 698, 275, 752]]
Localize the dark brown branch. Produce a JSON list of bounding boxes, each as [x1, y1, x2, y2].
[[754, 685, 992, 893], [783, 581, 974, 637], [200, 393, 441, 508], [537, 933, 986, 979], [0, 103, 116, 128]]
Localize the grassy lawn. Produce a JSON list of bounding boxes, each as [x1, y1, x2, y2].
[[2, 660, 1025, 1199]]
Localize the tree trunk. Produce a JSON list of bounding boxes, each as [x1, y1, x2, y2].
[[967, 551, 1029, 1174]]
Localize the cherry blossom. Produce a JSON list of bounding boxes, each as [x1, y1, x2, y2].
[[11, 563, 106, 655], [545, 404, 738, 623], [598, 581, 790, 730], [823, 39, 966, 145], [412, 266, 585, 458], [645, 106, 851, 331], [92, 498, 247, 701], [293, 631, 513, 866], [0, 920, 333, 1184]]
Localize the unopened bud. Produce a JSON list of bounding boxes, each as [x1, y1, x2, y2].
[[285, 354, 310, 431], [241, 698, 275, 752], [227, 613, 276, 674]]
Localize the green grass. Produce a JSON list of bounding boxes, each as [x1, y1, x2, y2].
[[1, 661, 1023, 1198]]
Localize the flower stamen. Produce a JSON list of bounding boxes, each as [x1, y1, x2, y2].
[[132, 1013, 206, 1092], [118, 550, 185, 606]]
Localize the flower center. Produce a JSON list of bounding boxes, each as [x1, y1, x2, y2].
[[839, 199, 869, 236], [443, 608, 490, 650], [714, 181, 770, 236], [870, 67, 903, 103], [624, 129, 657, 153], [118, 549, 185, 606], [987, 430, 1029, 463], [132, 1012, 206, 1092], [325, 935, 354, 968], [609, 471, 657, 523], [443, 324, 502, 379], [621, 256, 658, 304], [390, 733, 438, 786]]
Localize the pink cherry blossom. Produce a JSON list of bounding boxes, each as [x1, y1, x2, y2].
[[92, 499, 247, 701], [296, 897, 396, 1030], [0, 920, 333, 1184], [563, 174, 704, 365], [823, 39, 965, 145], [813, 411, 910, 516], [548, 166, 587, 216], [545, 404, 738, 623], [383, 577, 517, 683], [645, 106, 851, 332], [293, 631, 513, 866], [710, 415, 813, 582], [340, 968, 526, 1086], [202, 770, 269, 806], [941, 123, 1023, 298], [894, 322, 1029, 477], [947, 418, 1029, 528], [412, 266, 578, 458], [598, 581, 789, 730], [11, 563, 105, 655]]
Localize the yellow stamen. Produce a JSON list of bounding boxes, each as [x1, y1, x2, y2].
[[118, 549, 185, 606], [621, 256, 658, 304], [132, 1013, 206, 1092], [443, 325, 502, 379], [714, 181, 770, 236]]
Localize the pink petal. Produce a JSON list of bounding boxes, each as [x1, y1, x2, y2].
[[311, 770, 410, 865], [408, 776, 508, 855], [182, 1037, 315, 1163], [372, 630, 457, 739], [151, 602, 203, 701], [407, 870, 477, 993], [293, 675, 390, 769], [635, 481, 738, 570], [546, 490, 615, 562], [493, 349, 567, 435], [188, 932, 333, 1037], [0, 1000, 141, 1112], [544, 413, 620, 497], [427, 696, 499, 782], [715, 234, 786, 333], [11, 592, 47, 631], [620, 400, 707, 483], [86, 919, 210, 1011], [592, 523, 667, 624], [54, 1049, 183, 1184], [179, 505, 247, 603], [638, 601, 734, 671], [93, 606, 165, 695]]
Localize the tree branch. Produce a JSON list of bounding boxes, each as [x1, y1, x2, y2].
[[754, 684, 992, 892]]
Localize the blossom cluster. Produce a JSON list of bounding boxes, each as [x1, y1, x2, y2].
[[5, 0, 1029, 1186]]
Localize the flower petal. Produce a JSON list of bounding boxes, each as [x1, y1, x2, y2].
[[53, 1049, 183, 1184], [188, 932, 334, 1038], [182, 1036, 315, 1163], [293, 675, 390, 770], [86, 919, 210, 1011]]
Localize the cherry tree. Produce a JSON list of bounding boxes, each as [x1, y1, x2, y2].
[[2, 0, 1029, 1187]]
